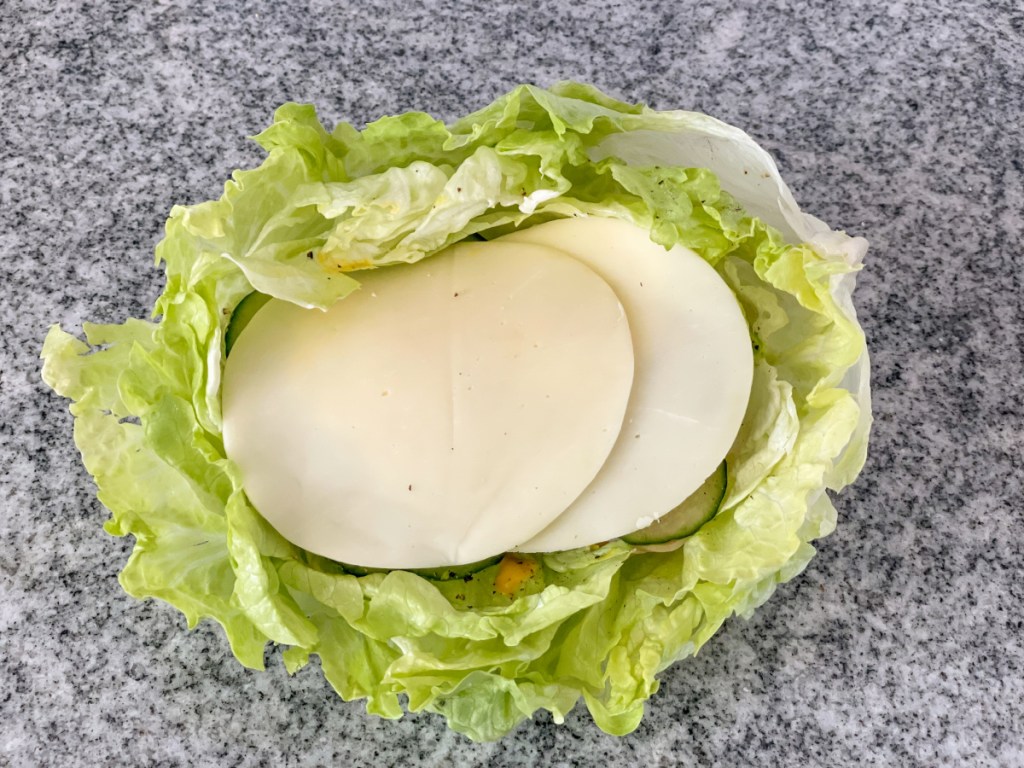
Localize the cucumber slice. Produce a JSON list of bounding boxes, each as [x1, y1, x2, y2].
[[409, 555, 504, 581], [225, 292, 271, 355], [622, 462, 727, 545], [337, 555, 503, 580], [336, 562, 387, 577]]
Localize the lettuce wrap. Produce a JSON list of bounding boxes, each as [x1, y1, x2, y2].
[[41, 82, 870, 741]]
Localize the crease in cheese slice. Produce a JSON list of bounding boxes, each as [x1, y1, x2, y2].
[[505, 217, 754, 552], [221, 240, 634, 568]]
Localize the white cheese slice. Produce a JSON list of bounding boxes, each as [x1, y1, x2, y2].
[[505, 217, 753, 552], [221, 240, 634, 568]]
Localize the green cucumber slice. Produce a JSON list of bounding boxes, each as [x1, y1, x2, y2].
[[409, 555, 504, 581], [622, 461, 727, 545], [225, 292, 271, 355], [338, 555, 503, 580]]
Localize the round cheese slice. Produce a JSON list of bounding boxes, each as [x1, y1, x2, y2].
[[221, 240, 634, 568], [505, 217, 753, 552]]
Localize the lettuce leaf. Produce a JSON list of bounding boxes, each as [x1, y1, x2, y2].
[[40, 82, 870, 741]]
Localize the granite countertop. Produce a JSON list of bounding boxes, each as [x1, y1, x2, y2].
[[3, 0, 1022, 765]]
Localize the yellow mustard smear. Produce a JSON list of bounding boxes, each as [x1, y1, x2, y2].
[[335, 258, 377, 271], [494, 553, 538, 596]]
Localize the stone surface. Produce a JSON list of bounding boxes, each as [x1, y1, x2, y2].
[[2, 0, 1022, 765]]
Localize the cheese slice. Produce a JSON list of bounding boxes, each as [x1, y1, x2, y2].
[[221, 240, 634, 568], [505, 217, 753, 552]]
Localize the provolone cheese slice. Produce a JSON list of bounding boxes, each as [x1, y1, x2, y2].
[[221, 240, 634, 568], [507, 217, 753, 552]]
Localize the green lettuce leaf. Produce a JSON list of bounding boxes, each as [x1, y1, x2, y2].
[[40, 82, 870, 741]]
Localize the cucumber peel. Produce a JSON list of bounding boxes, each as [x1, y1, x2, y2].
[[622, 462, 727, 545], [225, 292, 271, 355], [336, 555, 503, 581], [409, 555, 504, 581]]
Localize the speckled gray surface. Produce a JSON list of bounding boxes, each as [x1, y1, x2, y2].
[[2, 0, 1023, 765]]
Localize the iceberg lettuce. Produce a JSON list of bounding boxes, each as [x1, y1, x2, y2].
[[41, 82, 870, 741]]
